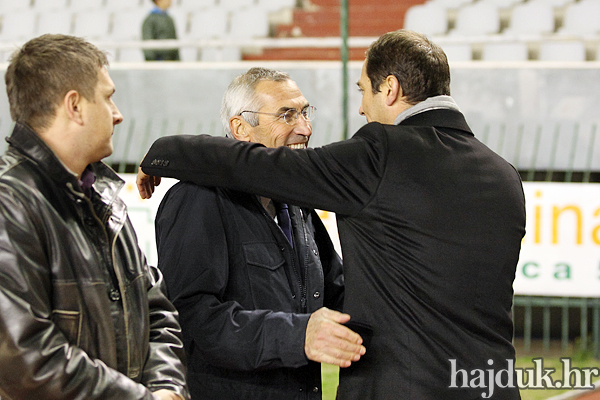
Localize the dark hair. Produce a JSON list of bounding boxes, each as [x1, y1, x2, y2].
[[5, 34, 108, 131], [365, 30, 451, 104]]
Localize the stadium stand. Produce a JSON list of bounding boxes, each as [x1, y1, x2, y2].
[[0, 0, 600, 63]]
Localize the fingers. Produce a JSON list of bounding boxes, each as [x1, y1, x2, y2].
[[136, 166, 161, 199], [304, 307, 367, 368]]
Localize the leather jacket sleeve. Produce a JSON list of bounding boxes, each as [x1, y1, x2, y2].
[[0, 185, 157, 400], [156, 183, 311, 371], [142, 263, 190, 399]]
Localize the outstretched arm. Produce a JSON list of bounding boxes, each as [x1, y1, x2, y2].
[[139, 129, 386, 215]]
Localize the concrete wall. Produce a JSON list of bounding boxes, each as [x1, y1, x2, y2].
[[1, 61, 600, 170]]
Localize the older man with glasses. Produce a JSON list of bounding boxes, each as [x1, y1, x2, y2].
[[151, 67, 364, 400]]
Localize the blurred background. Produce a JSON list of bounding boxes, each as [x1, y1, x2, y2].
[[1, 0, 600, 398]]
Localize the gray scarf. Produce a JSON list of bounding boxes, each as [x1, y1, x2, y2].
[[393, 95, 461, 125]]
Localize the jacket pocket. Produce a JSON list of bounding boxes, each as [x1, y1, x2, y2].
[[51, 310, 81, 346], [243, 242, 294, 311]]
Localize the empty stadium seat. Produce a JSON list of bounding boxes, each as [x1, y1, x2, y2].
[[105, 0, 143, 10], [482, 42, 529, 61], [0, 0, 31, 12], [256, 0, 296, 11], [503, 2, 555, 37], [168, 8, 190, 38], [558, 0, 600, 35], [69, 0, 104, 11], [175, 0, 216, 11], [426, 0, 473, 10], [403, 3, 448, 37], [186, 7, 228, 39], [538, 40, 586, 61], [0, 10, 37, 41], [229, 8, 269, 38], [451, 3, 501, 36], [32, 0, 69, 12], [36, 10, 73, 36], [439, 42, 472, 61], [73, 10, 111, 39], [218, 0, 255, 10], [110, 8, 148, 40], [478, 0, 522, 9]]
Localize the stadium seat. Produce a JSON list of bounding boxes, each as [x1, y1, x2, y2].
[[527, 0, 572, 7], [175, 0, 217, 11], [478, 0, 522, 9], [0, 11, 37, 41], [558, 0, 600, 35], [36, 10, 73, 36], [256, 0, 297, 11], [403, 3, 448, 37], [105, 0, 143, 10], [110, 8, 148, 40], [186, 7, 228, 39], [73, 10, 111, 40], [229, 8, 270, 38], [426, 0, 473, 10], [439, 42, 472, 61], [32, 0, 69, 12], [538, 40, 586, 61], [451, 3, 500, 36], [218, 0, 255, 10], [168, 8, 190, 38], [69, 0, 104, 11], [482, 42, 528, 61], [0, 0, 31, 12], [503, 2, 555, 37]]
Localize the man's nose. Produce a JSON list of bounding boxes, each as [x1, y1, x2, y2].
[[294, 115, 312, 137]]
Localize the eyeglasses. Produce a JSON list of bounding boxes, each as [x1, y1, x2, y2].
[[239, 105, 316, 125]]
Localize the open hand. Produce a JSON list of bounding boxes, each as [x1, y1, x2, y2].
[[305, 307, 366, 368]]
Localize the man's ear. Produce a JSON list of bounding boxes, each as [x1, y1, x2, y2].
[[383, 75, 402, 107], [64, 90, 84, 125], [229, 116, 251, 142]]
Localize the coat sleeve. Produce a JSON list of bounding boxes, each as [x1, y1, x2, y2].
[[0, 186, 157, 400], [155, 183, 310, 370], [141, 261, 190, 399], [141, 123, 388, 216]]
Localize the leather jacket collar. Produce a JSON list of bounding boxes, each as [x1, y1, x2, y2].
[[6, 122, 125, 208]]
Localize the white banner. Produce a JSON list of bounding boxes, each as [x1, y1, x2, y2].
[[515, 182, 600, 297], [120, 175, 600, 298]]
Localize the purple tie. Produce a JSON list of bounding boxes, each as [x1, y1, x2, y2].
[[276, 203, 293, 247]]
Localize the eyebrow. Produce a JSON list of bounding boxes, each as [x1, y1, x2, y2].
[[275, 103, 310, 113]]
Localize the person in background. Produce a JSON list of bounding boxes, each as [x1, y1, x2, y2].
[[137, 30, 526, 399], [154, 67, 363, 400], [142, 0, 180, 61], [0, 34, 189, 400]]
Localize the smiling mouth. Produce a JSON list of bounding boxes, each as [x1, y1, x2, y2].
[[287, 143, 307, 150]]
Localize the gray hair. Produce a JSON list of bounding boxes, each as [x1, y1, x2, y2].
[[220, 67, 291, 137]]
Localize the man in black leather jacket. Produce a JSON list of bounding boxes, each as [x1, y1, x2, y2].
[[154, 68, 364, 400], [0, 34, 189, 400]]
